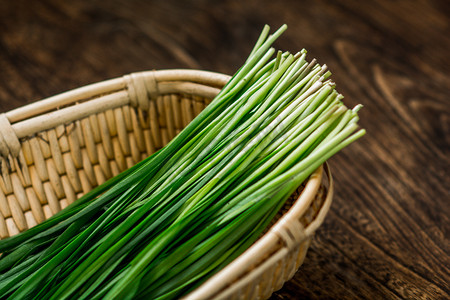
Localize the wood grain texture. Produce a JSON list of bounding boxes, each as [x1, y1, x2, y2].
[[0, 0, 448, 299]]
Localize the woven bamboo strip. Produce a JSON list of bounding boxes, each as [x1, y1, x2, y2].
[[0, 189, 10, 217], [61, 175, 76, 205], [47, 129, 66, 175], [114, 107, 131, 156]]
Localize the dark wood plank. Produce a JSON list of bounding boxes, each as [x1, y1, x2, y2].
[[0, 0, 448, 299]]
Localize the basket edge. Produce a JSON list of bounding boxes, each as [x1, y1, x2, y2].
[[4, 69, 231, 125], [184, 164, 333, 300]]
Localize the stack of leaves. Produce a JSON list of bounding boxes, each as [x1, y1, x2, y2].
[[0, 25, 365, 299]]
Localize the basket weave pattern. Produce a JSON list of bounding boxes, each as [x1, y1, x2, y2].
[[0, 69, 333, 299]]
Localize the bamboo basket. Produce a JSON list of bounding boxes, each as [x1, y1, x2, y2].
[[0, 69, 333, 299]]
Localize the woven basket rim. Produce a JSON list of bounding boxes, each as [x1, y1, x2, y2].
[[3, 69, 231, 143], [5, 69, 231, 124]]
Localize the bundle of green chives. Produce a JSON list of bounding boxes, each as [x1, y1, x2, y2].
[[0, 24, 365, 299]]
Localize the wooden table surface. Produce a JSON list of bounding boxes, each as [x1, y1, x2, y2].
[[0, 0, 448, 299]]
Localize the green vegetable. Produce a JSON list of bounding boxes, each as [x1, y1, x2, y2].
[[0, 24, 365, 299]]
